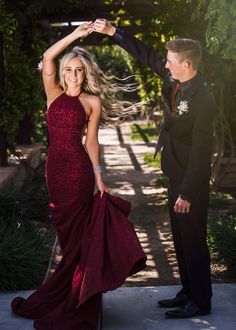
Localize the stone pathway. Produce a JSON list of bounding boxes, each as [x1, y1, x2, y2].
[[99, 123, 178, 286], [2, 284, 236, 329]]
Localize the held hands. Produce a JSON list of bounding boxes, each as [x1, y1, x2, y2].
[[92, 18, 116, 36], [174, 197, 191, 214], [71, 21, 94, 38], [72, 19, 115, 38]]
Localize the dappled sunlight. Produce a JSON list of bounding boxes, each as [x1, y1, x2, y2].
[[101, 123, 180, 286], [192, 319, 217, 329], [47, 122, 179, 286], [126, 226, 159, 284], [141, 185, 166, 195], [111, 181, 136, 195]]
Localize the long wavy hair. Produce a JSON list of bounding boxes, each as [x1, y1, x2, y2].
[[59, 46, 143, 126]]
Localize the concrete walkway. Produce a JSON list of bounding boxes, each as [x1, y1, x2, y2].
[[1, 284, 236, 329]]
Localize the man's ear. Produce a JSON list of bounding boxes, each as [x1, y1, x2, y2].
[[184, 60, 191, 69]]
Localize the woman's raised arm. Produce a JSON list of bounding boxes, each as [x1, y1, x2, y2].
[[41, 22, 94, 105]]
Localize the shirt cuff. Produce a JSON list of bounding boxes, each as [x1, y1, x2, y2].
[[112, 27, 125, 43]]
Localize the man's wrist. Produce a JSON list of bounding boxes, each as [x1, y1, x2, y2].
[[111, 27, 125, 43], [108, 25, 116, 36]]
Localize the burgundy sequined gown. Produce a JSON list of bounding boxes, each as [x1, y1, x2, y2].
[[11, 93, 147, 330]]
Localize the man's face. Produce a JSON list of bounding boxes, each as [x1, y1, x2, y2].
[[165, 50, 187, 81]]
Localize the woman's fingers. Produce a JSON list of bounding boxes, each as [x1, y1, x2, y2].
[[99, 187, 110, 198]]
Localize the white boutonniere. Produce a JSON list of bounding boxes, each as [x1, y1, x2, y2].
[[37, 60, 43, 71], [177, 100, 189, 115]]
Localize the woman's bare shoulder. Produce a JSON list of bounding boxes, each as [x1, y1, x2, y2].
[[81, 93, 101, 107]]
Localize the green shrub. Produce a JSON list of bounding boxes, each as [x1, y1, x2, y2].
[[208, 214, 236, 272], [209, 191, 233, 208], [0, 162, 52, 291], [0, 213, 50, 291]]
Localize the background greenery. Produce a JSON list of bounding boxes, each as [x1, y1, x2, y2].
[[0, 162, 52, 291], [0, 0, 235, 158]]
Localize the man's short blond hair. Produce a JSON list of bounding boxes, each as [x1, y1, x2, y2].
[[165, 38, 202, 70]]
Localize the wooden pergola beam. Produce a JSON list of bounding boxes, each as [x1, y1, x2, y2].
[[42, 4, 156, 23], [49, 24, 145, 46]]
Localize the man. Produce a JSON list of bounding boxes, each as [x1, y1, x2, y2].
[[93, 19, 216, 318]]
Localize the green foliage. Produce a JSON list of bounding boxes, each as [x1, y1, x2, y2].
[[0, 162, 51, 291], [88, 45, 132, 79], [209, 191, 233, 208], [87, 45, 140, 103], [190, 0, 236, 151], [194, 0, 236, 62], [0, 0, 17, 35], [0, 214, 50, 291], [208, 214, 236, 272], [2, 29, 45, 142]]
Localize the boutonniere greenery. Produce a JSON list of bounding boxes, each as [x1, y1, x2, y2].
[[177, 100, 189, 116]]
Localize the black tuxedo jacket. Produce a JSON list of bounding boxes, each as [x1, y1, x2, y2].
[[113, 28, 216, 202]]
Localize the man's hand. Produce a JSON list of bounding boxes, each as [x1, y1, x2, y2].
[[92, 18, 116, 36], [174, 197, 191, 214]]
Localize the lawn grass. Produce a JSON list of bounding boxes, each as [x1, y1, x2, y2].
[[144, 152, 161, 168], [131, 123, 158, 142]]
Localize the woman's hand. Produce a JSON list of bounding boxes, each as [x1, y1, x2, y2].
[[95, 175, 109, 197], [71, 21, 94, 39]]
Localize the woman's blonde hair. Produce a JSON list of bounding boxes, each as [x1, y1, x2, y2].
[[59, 46, 143, 126]]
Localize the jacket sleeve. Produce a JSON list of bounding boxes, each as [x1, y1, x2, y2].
[[112, 28, 169, 80], [180, 92, 216, 201]]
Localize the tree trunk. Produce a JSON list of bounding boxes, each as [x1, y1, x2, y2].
[[0, 32, 8, 166], [16, 112, 34, 145], [0, 127, 8, 166]]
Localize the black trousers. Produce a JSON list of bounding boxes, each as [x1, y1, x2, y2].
[[168, 181, 212, 311]]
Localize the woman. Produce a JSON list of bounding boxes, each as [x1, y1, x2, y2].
[[11, 22, 146, 329]]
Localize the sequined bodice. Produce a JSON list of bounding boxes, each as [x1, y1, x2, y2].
[[45, 92, 93, 205], [46, 93, 87, 152]]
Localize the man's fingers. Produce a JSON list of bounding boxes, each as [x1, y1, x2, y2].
[[174, 202, 190, 214], [174, 203, 180, 213], [93, 19, 105, 26], [93, 19, 108, 31], [95, 18, 106, 22]]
